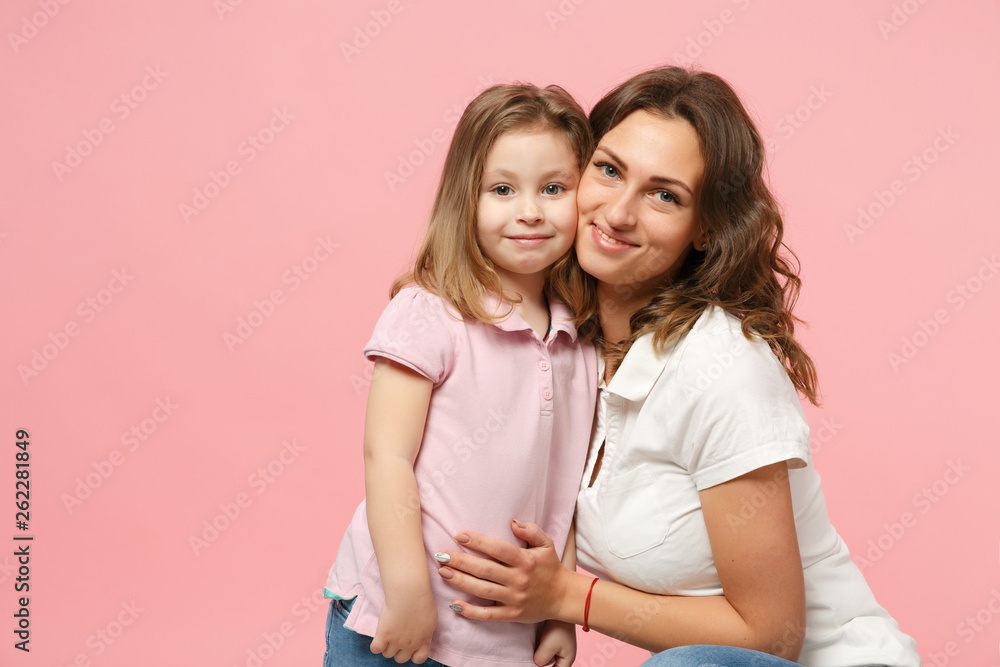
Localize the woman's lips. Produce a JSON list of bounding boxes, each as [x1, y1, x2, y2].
[[590, 223, 637, 252]]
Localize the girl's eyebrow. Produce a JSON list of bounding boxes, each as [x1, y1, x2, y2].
[[594, 146, 694, 197], [540, 167, 577, 181], [484, 167, 577, 181]]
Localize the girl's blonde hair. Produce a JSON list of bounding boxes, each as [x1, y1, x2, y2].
[[550, 67, 820, 404], [392, 84, 593, 323]]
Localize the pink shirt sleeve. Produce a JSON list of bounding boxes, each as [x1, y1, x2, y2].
[[363, 286, 457, 385]]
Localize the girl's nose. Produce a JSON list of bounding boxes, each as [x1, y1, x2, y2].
[[517, 196, 544, 224]]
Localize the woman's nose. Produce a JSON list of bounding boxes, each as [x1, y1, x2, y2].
[[602, 191, 636, 228]]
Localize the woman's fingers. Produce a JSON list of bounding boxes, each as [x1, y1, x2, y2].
[[443, 522, 555, 573], [446, 597, 519, 622], [436, 564, 511, 603], [509, 520, 554, 549], [437, 547, 509, 584], [452, 530, 527, 566]]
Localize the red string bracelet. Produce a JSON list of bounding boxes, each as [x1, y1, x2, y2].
[[582, 577, 599, 632]]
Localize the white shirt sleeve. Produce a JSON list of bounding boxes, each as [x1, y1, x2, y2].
[[676, 317, 811, 491]]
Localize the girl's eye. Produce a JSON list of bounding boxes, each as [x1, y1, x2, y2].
[[543, 184, 564, 195], [656, 190, 679, 204], [596, 162, 619, 179], [492, 185, 512, 196]]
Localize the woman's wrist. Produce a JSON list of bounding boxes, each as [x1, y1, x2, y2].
[[554, 570, 595, 626]]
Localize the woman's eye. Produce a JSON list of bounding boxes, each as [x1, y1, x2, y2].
[[493, 185, 512, 196], [656, 190, 679, 204], [596, 162, 618, 179], [543, 184, 564, 195]]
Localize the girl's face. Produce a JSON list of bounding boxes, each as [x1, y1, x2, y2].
[[575, 110, 706, 301], [476, 129, 580, 294]]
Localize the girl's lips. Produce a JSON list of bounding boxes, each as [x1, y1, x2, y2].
[[507, 235, 551, 246], [590, 223, 637, 252]]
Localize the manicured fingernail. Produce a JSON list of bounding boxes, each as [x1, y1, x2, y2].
[[449, 603, 463, 612], [438, 567, 454, 579], [513, 520, 526, 528], [454, 533, 470, 544], [434, 552, 451, 563]]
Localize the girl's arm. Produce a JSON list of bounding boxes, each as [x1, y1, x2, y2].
[[438, 462, 806, 661], [364, 358, 438, 663], [534, 524, 579, 667]]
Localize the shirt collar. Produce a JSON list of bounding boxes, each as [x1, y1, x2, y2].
[[604, 332, 670, 401], [482, 292, 579, 342]]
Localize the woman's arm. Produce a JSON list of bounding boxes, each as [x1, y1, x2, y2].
[[364, 358, 438, 663], [562, 523, 577, 570], [438, 462, 805, 661]]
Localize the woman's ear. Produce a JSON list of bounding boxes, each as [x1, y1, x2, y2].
[[695, 230, 709, 251]]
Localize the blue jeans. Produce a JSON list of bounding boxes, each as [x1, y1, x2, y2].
[[322, 597, 448, 667], [641, 645, 803, 666]]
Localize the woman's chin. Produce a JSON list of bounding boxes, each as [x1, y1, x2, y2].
[[576, 257, 609, 283], [577, 249, 628, 286]]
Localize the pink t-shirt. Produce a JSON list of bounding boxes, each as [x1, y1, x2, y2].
[[325, 286, 597, 667]]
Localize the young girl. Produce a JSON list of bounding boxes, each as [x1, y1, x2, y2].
[[323, 84, 597, 667]]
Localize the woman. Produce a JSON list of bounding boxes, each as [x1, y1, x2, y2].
[[432, 67, 920, 666]]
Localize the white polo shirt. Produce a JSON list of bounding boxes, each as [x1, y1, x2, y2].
[[574, 306, 919, 667]]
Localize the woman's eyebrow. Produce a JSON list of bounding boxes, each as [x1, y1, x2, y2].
[[594, 146, 627, 170], [595, 146, 694, 197]]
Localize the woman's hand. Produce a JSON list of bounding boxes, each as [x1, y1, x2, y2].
[[436, 520, 571, 624], [442, 464, 805, 658]]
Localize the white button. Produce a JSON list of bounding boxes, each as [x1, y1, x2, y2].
[[543, 389, 552, 400], [539, 361, 550, 371]]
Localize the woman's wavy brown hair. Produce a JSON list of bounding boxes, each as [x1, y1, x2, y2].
[[550, 66, 819, 404], [392, 84, 593, 323]]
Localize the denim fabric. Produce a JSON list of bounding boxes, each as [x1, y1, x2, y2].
[[641, 644, 805, 667], [322, 598, 448, 667]]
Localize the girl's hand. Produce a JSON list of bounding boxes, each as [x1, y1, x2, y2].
[[370, 590, 438, 664], [534, 620, 576, 667], [436, 520, 570, 623]]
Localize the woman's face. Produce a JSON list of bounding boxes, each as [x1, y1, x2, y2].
[[575, 110, 706, 302]]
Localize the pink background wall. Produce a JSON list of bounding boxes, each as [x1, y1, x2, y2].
[[2, 1, 998, 665]]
